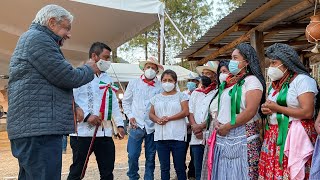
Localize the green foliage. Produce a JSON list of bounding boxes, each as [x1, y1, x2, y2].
[[229, 0, 246, 6], [119, 0, 246, 64], [120, 0, 212, 63]]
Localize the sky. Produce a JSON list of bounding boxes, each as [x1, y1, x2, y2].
[[117, 0, 229, 65]]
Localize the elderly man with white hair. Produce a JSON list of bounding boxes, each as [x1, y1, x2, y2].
[[7, 4, 99, 180]]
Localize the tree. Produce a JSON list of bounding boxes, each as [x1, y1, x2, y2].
[[118, 0, 245, 65], [119, 0, 212, 64]]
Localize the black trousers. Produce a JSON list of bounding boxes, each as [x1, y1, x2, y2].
[[67, 136, 115, 180], [185, 133, 196, 178]]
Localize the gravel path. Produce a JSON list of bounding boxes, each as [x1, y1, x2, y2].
[[0, 132, 185, 180]]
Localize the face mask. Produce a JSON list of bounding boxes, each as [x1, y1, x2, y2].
[[267, 64, 285, 81], [187, 82, 197, 91], [96, 59, 111, 72], [162, 82, 175, 92], [144, 68, 157, 79], [219, 73, 229, 82], [229, 60, 245, 75]]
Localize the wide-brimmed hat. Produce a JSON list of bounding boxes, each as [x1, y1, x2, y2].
[[187, 72, 200, 81], [196, 61, 219, 75], [139, 56, 164, 74]]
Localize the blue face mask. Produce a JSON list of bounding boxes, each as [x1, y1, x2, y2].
[[228, 60, 241, 75], [186, 82, 197, 91]]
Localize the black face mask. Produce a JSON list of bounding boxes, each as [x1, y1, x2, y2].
[[200, 76, 212, 88]]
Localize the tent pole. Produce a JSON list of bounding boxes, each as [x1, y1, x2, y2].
[[165, 11, 190, 46], [110, 64, 125, 92], [160, 14, 165, 65]]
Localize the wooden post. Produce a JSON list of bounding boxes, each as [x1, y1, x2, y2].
[[250, 30, 266, 76], [188, 0, 282, 58], [301, 53, 310, 72], [112, 48, 118, 63], [145, 32, 148, 60]]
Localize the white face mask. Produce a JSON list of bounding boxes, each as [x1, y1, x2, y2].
[[96, 59, 111, 72], [219, 73, 229, 82], [267, 64, 285, 81], [144, 68, 157, 79], [162, 82, 175, 92]]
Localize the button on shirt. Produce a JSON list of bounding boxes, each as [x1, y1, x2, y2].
[[189, 89, 218, 145], [122, 76, 162, 134], [70, 73, 124, 137]]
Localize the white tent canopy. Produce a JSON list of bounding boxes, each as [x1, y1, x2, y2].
[[0, 0, 164, 89], [107, 63, 194, 82]]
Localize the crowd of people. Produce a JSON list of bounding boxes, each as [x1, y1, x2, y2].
[[5, 4, 320, 180]]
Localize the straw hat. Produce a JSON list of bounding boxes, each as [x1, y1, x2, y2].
[[187, 72, 200, 81], [196, 61, 219, 75], [139, 56, 164, 74]]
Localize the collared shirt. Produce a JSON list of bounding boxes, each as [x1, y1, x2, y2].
[[122, 75, 162, 134], [189, 89, 218, 145], [70, 72, 124, 137]]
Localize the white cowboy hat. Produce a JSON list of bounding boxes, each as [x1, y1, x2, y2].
[[196, 61, 219, 75], [139, 56, 164, 74]]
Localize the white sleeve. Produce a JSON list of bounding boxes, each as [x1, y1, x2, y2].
[[111, 90, 124, 127], [189, 92, 196, 113], [150, 95, 156, 106], [245, 76, 263, 92], [180, 92, 189, 102], [73, 87, 90, 118], [210, 96, 219, 113], [294, 75, 318, 96], [122, 80, 134, 119]]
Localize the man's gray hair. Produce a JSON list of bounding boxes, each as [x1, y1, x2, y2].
[[32, 4, 73, 26]]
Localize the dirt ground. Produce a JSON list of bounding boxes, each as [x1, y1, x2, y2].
[[0, 132, 189, 180]]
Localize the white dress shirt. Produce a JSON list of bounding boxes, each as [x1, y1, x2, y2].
[[70, 72, 124, 137], [122, 76, 162, 134], [189, 89, 218, 145]]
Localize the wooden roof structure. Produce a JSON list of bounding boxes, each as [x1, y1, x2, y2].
[[177, 0, 320, 68]]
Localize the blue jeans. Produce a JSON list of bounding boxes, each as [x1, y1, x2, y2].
[[156, 140, 187, 180], [127, 128, 155, 180], [191, 145, 205, 180], [11, 135, 63, 180], [62, 135, 68, 151]]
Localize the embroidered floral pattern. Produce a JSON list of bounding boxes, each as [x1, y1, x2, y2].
[[246, 121, 261, 179], [86, 83, 94, 130], [258, 120, 316, 180]]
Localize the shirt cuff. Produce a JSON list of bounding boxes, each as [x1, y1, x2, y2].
[[116, 118, 124, 127], [83, 113, 91, 122]]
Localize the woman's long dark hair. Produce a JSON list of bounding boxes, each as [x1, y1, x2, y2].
[[266, 43, 320, 119], [236, 43, 267, 119]]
